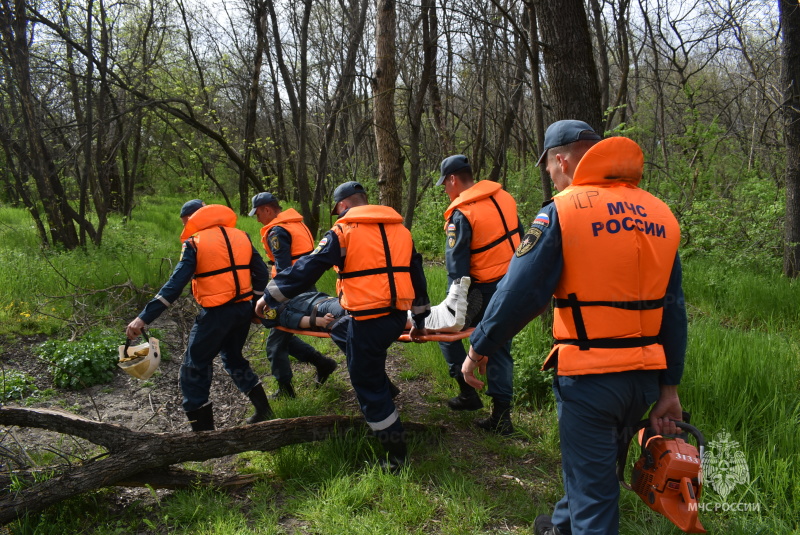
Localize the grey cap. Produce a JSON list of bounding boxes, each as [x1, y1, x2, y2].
[[436, 155, 471, 186], [248, 192, 279, 216], [331, 181, 366, 214], [180, 199, 205, 218], [536, 120, 602, 166]]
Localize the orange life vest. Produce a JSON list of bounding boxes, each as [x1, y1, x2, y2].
[[543, 137, 680, 376], [181, 204, 254, 307], [443, 180, 520, 283], [259, 208, 315, 277], [332, 205, 415, 320]]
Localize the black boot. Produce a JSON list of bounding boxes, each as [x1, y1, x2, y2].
[[246, 383, 275, 424], [186, 402, 214, 432], [475, 399, 514, 436], [447, 375, 483, 411], [377, 432, 408, 473], [309, 352, 338, 386], [269, 380, 296, 400]]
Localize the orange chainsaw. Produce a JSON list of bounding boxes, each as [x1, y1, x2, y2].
[[617, 416, 706, 533]]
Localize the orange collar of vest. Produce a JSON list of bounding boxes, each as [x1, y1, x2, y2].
[[336, 204, 403, 224], [572, 137, 643, 187], [444, 180, 503, 220], [180, 205, 238, 241], [262, 208, 304, 234]]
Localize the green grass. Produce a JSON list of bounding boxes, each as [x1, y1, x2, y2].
[[2, 199, 800, 533]]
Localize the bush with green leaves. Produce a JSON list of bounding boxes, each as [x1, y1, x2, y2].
[[39, 330, 121, 390], [0, 369, 38, 402]]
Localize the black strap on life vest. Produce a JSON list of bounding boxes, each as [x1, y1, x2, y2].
[[291, 249, 313, 261], [193, 227, 253, 305], [470, 196, 520, 255], [339, 223, 411, 318], [554, 292, 664, 351]]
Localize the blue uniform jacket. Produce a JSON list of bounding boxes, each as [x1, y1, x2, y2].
[[469, 201, 687, 385], [445, 210, 524, 285], [267, 226, 294, 273], [138, 237, 270, 325]]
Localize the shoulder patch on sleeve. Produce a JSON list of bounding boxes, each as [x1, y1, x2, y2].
[[446, 223, 457, 249], [269, 234, 280, 252], [311, 236, 328, 255], [515, 227, 543, 257]]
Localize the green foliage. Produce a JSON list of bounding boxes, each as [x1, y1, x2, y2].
[[0, 369, 38, 402], [679, 170, 784, 270], [511, 316, 555, 409], [409, 186, 449, 258], [38, 330, 121, 390]]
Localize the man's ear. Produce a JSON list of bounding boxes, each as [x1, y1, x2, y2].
[[556, 153, 568, 173]]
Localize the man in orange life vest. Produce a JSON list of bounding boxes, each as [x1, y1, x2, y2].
[[250, 192, 338, 399], [126, 200, 275, 432], [255, 181, 430, 470], [462, 121, 687, 535], [437, 155, 523, 435]]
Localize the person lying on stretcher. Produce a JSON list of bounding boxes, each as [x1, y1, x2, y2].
[[259, 277, 479, 333]]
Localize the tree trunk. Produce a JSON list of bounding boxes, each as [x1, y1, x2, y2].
[[373, 0, 403, 211], [314, 0, 369, 229], [239, 0, 269, 214], [0, 407, 437, 524], [404, 0, 437, 228], [488, 9, 527, 185], [781, 0, 800, 277], [0, 0, 80, 250], [523, 1, 550, 200], [532, 0, 602, 131]]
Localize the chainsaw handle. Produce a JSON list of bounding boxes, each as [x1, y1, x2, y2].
[[618, 415, 705, 485]]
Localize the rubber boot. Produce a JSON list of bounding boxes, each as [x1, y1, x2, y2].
[[447, 375, 483, 411], [246, 383, 275, 424], [377, 432, 408, 473], [269, 380, 296, 400], [186, 402, 214, 432], [534, 515, 562, 535], [475, 399, 514, 436], [308, 352, 338, 386]]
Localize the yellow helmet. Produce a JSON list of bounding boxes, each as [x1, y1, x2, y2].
[[118, 332, 161, 380]]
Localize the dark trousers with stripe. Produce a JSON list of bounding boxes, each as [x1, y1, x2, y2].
[[330, 311, 407, 435], [179, 301, 260, 412], [439, 280, 514, 403], [550, 370, 659, 535]]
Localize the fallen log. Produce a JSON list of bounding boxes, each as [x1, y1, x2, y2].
[[0, 407, 437, 525]]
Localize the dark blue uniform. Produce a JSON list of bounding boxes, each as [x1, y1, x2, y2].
[[138, 238, 270, 412], [263, 225, 325, 385], [471, 201, 686, 534], [261, 290, 346, 331], [265, 212, 429, 442], [441, 209, 522, 404]]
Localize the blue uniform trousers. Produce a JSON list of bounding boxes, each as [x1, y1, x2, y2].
[[179, 301, 260, 412], [439, 281, 513, 403], [333, 311, 407, 434], [266, 328, 321, 383], [551, 370, 660, 535]]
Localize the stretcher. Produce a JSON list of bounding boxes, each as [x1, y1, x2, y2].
[[276, 326, 474, 343]]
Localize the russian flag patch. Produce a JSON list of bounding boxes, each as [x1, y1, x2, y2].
[[533, 212, 550, 227]]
